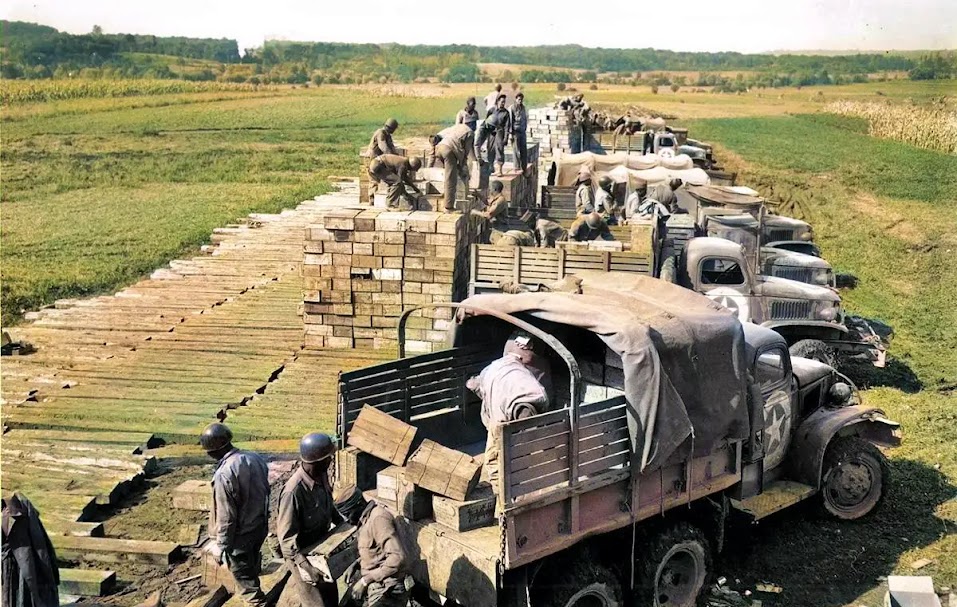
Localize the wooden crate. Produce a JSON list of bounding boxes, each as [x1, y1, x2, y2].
[[405, 440, 481, 501], [346, 405, 418, 466], [376, 465, 433, 520], [337, 446, 389, 491], [470, 244, 652, 290], [432, 483, 496, 532], [302, 523, 359, 582]]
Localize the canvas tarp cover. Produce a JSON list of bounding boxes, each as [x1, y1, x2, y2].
[[606, 165, 711, 190], [456, 272, 749, 471], [553, 152, 694, 186], [687, 185, 765, 208]]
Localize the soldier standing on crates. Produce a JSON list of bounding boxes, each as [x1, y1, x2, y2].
[[278, 433, 342, 607], [509, 93, 529, 173], [333, 485, 411, 607], [488, 95, 511, 177], [201, 423, 271, 607], [455, 97, 479, 132], [428, 124, 475, 213], [575, 166, 595, 215], [367, 119, 399, 157]]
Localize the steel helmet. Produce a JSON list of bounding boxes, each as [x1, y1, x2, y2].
[[299, 432, 336, 463], [408, 157, 422, 171], [585, 212, 604, 230], [490, 180, 504, 193], [384, 118, 399, 131], [577, 166, 592, 182], [598, 176, 613, 190], [200, 423, 233, 452]]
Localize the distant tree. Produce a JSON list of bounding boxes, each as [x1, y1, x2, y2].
[[556, 82, 566, 91], [670, 84, 680, 93], [651, 85, 659, 94], [312, 73, 323, 86], [91, 25, 103, 36]]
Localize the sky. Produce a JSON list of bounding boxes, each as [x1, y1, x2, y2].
[[2, 0, 955, 54]]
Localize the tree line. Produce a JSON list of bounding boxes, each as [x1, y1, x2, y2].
[[2, 20, 954, 86]]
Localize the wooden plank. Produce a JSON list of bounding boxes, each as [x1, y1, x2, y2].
[[509, 430, 570, 459], [577, 428, 629, 454], [59, 568, 116, 596], [578, 452, 630, 478], [185, 585, 229, 607], [347, 405, 417, 466], [511, 444, 568, 472], [510, 456, 569, 485], [510, 468, 570, 497], [172, 480, 212, 511], [51, 536, 180, 565], [405, 440, 481, 501]]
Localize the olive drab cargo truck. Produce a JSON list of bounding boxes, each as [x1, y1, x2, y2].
[[335, 274, 899, 607]]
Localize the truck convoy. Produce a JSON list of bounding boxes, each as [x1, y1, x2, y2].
[[335, 273, 899, 607]]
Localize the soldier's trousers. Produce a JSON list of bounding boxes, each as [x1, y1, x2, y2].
[[512, 131, 527, 172], [364, 579, 410, 607], [489, 131, 506, 173], [483, 428, 503, 516], [225, 534, 268, 607], [288, 569, 339, 607]]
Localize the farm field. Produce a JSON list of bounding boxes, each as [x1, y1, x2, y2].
[[1, 78, 955, 606]]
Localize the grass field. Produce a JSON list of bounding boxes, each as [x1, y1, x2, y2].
[[1, 78, 955, 606]]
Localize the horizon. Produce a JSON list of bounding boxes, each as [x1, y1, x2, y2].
[[2, 0, 955, 55]]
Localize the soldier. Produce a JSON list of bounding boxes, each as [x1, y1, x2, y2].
[[366, 119, 399, 158], [428, 124, 475, 212], [333, 485, 410, 607], [569, 212, 615, 242], [595, 175, 620, 225], [509, 93, 529, 173], [2, 493, 59, 607], [575, 166, 595, 215], [201, 423, 270, 607], [367, 154, 423, 210], [483, 84, 503, 117], [455, 97, 479, 132], [488, 95, 511, 176], [467, 331, 550, 505], [278, 433, 341, 607], [475, 180, 509, 231], [474, 111, 508, 177], [535, 218, 569, 248]]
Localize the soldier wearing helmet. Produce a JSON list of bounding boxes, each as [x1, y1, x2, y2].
[[366, 119, 399, 158], [569, 212, 614, 242], [278, 433, 342, 607], [333, 485, 410, 607], [201, 423, 270, 607], [467, 331, 551, 510], [367, 154, 423, 211], [575, 166, 595, 215], [595, 175, 620, 225]]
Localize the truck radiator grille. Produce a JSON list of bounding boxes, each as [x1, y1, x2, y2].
[[770, 300, 812, 320], [772, 267, 812, 284], [767, 229, 795, 243]]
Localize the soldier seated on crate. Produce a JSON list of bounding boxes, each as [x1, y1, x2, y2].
[[278, 433, 342, 607], [333, 485, 411, 607], [569, 212, 614, 243], [467, 331, 552, 510], [595, 176, 621, 225], [367, 154, 423, 211]]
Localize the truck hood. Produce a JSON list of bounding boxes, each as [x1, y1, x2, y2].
[[790, 356, 835, 388], [762, 247, 832, 270], [756, 276, 840, 302]]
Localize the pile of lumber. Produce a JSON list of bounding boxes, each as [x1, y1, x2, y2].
[[303, 208, 482, 354], [340, 406, 495, 533]]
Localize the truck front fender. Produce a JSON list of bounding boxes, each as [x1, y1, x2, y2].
[[788, 405, 901, 488], [762, 319, 848, 335]]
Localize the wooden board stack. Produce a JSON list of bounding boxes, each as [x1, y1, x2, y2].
[[303, 207, 483, 354], [527, 107, 579, 160]]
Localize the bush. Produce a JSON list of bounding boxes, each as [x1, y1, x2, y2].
[[670, 84, 680, 93], [589, 83, 598, 90], [651, 85, 659, 94], [556, 82, 566, 91]]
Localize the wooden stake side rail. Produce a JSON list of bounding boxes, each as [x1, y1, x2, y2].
[[470, 245, 652, 292]]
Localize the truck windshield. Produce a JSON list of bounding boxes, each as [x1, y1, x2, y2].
[[700, 258, 745, 286]]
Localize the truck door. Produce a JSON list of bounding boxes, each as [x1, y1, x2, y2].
[[697, 256, 753, 322], [753, 345, 794, 471]]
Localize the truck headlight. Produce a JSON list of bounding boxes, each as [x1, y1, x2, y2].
[[812, 270, 832, 286], [817, 305, 839, 321], [800, 231, 813, 241]]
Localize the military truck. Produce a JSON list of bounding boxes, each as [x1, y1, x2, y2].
[[336, 273, 899, 607]]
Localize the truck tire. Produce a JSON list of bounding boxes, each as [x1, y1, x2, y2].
[[789, 339, 837, 367], [818, 436, 889, 521], [634, 522, 711, 607], [659, 255, 679, 284], [536, 559, 623, 607]]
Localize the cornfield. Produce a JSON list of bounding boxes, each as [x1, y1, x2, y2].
[[0, 79, 279, 105], [825, 99, 957, 155]]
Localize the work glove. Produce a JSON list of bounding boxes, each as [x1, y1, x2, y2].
[[350, 578, 369, 602], [205, 542, 224, 564], [298, 560, 323, 585]]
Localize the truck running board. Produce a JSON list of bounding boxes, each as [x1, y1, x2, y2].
[[731, 480, 816, 521]]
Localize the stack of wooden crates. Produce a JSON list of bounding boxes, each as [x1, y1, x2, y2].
[[527, 107, 578, 160], [303, 207, 482, 354], [339, 406, 497, 533]]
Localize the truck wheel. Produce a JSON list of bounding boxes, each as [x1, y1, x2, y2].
[[789, 339, 837, 367], [536, 559, 623, 607], [660, 255, 678, 284], [634, 522, 711, 607], [819, 436, 889, 520]]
